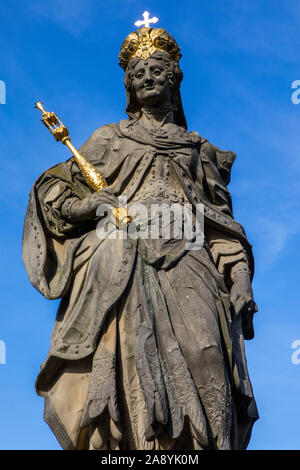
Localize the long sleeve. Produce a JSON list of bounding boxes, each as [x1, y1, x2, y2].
[[38, 177, 82, 238], [206, 227, 251, 289], [200, 137, 253, 288], [22, 160, 91, 299]]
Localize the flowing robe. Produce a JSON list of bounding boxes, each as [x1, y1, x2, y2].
[[22, 119, 258, 450]]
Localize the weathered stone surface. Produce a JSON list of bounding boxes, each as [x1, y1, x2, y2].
[[22, 45, 258, 450]]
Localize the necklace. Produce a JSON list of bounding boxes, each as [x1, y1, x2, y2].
[[142, 107, 173, 127], [139, 119, 169, 139]]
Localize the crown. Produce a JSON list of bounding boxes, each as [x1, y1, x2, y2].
[[118, 27, 182, 70]]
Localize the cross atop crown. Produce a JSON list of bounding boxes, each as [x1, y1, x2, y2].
[[134, 11, 158, 28], [119, 12, 181, 70]]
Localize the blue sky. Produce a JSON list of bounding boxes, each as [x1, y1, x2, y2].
[[0, 0, 300, 450]]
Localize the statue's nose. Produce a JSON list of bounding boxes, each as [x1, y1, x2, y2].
[[144, 69, 154, 83]]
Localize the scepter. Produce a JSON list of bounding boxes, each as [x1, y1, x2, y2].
[[34, 101, 129, 227]]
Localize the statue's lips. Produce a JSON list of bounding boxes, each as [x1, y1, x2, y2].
[[144, 85, 155, 90]]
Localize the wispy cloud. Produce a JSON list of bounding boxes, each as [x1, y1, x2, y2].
[[29, 0, 93, 36], [254, 216, 299, 269], [182, 0, 300, 63]]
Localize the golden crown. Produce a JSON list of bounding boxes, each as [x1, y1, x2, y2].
[[118, 27, 182, 70]]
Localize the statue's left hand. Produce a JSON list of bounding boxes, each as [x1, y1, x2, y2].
[[230, 271, 258, 339]]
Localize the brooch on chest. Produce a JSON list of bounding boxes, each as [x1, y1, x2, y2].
[[147, 127, 169, 139]]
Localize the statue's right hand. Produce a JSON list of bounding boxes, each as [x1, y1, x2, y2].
[[66, 189, 119, 221]]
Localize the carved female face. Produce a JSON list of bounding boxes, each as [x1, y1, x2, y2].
[[131, 58, 172, 108]]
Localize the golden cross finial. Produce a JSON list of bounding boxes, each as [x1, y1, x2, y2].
[[134, 11, 158, 28]]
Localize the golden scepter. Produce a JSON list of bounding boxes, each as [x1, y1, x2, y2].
[[34, 101, 129, 227]]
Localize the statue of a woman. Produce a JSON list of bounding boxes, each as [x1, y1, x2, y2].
[[22, 26, 258, 450]]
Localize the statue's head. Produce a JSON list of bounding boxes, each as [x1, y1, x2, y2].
[[119, 28, 187, 128]]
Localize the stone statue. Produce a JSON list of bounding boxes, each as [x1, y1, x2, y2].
[[22, 24, 258, 450]]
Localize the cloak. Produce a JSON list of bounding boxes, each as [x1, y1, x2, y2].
[[22, 119, 258, 450]]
